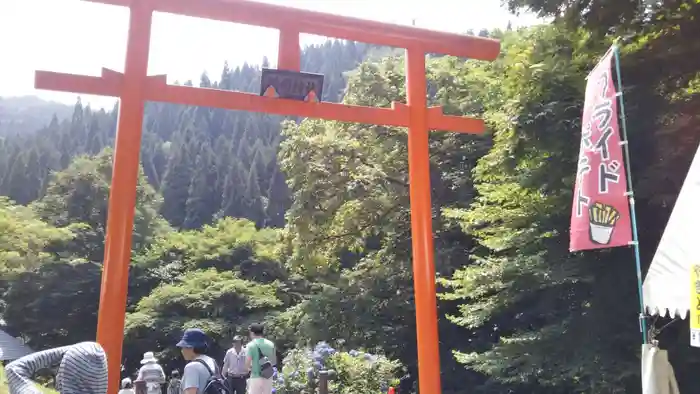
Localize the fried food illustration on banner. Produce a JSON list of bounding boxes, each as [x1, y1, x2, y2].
[[588, 202, 621, 244]]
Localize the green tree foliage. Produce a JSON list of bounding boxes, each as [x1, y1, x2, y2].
[[278, 55, 492, 391], [438, 15, 700, 393], [281, 56, 487, 267], [31, 148, 169, 261], [2, 261, 102, 350], [119, 218, 303, 372], [0, 197, 71, 276], [135, 218, 287, 283], [125, 269, 283, 365], [438, 25, 642, 393]]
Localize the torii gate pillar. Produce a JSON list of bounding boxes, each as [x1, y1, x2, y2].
[[34, 1, 500, 392], [96, 3, 152, 386]]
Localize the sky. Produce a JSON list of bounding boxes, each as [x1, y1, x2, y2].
[[0, 0, 540, 109]]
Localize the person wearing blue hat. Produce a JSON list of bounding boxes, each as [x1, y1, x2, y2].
[[176, 328, 220, 394]]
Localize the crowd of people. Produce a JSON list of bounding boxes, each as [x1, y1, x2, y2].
[[4, 323, 277, 394]]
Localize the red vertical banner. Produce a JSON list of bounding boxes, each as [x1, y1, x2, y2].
[[570, 49, 633, 252]]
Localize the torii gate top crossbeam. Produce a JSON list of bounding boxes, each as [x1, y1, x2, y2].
[[36, 0, 501, 133], [86, 0, 500, 60]]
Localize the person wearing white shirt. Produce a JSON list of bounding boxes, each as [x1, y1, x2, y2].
[[222, 336, 248, 394], [136, 352, 166, 394]]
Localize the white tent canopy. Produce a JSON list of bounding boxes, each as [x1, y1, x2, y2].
[[643, 142, 700, 319]]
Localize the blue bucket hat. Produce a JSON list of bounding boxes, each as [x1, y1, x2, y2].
[[176, 328, 208, 348]]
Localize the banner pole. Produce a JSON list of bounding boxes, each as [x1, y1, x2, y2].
[[612, 43, 648, 344]]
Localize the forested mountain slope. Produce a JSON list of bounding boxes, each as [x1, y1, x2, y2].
[[0, 96, 73, 136], [0, 40, 371, 228]]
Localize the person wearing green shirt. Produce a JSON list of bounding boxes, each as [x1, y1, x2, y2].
[[245, 323, 276, 394]]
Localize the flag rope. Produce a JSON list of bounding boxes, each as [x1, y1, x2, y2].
[[612, 43, 648, 344]]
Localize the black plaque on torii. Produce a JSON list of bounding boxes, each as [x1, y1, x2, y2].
[[260, 68, 324, 102]]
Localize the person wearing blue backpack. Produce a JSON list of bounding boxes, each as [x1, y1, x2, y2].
[[177, 328, 229, 394]]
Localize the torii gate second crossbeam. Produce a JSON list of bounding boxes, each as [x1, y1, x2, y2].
[[34, 0, 500, 392]]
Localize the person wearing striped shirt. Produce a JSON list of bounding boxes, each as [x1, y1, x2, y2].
[[4, 341, 108, 394]]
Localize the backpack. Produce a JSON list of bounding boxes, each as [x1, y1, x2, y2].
[[194, 359, 230, 394], [255, 344, 274, 379]]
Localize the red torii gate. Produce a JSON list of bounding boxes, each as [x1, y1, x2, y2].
[[34, 0, 499, 392]]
